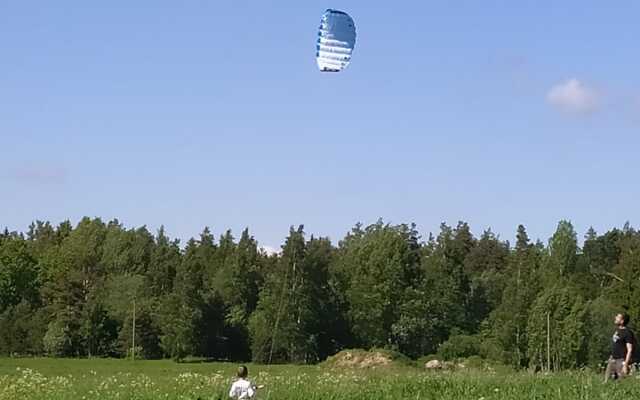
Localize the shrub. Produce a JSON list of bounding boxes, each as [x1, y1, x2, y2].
[[438, 335, 481, 360]]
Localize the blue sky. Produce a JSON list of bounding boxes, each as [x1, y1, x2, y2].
[[2, 1, 639, 249]]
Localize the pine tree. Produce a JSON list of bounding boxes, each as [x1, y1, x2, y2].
[[217, 228, 260, 360], [158, 230, 213, 361], [146, 226, 180, 296]]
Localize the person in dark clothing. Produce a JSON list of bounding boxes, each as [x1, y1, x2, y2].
[[605, 312, 634, 382]]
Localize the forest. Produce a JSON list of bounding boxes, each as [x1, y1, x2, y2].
[[0, 217, 637, 370]]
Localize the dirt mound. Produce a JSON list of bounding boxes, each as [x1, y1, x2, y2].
[[324, 349, 409, 369]]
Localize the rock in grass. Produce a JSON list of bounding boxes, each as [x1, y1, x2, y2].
[[425, 360, 442, 370]]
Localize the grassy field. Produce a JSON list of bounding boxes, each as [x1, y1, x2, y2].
[[0, 357, 639, 400]]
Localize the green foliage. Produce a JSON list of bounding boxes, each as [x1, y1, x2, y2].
[[438, 334, 483, 360], [2, 216, 640, 371], [43, 317, 73, 357], [334, 221, 421, 349], [81, 299, 118, 357], [395, 222, 477, 358], [0, 238, 39, 313], [585, 296, 618, 368], [610, 228, 640, 319], [434, 334, 504, 362], [145, 226, 179, 296], [250, 226, 331, 363], [101, 222, 154, 275], [390, 286, 443, 357], [527, 285, 590, 371], [547, 220, 579, 279], [489, 225, 541, 368], [118, 302, 162, 359], [158, 293, 201, 361], [0, 301, 47, 355]]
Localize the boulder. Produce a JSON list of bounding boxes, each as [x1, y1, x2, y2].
[[425, 360, 442, 369]]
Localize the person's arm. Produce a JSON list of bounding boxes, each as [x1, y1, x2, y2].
[[229, 382, 237, 398], [604, 358, 612, 383], [625, 342, 633, 370]]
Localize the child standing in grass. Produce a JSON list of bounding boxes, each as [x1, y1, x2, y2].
[[229, 366, 261, 399]]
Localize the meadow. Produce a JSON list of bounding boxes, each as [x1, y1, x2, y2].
[[0, 358, 639, 400]]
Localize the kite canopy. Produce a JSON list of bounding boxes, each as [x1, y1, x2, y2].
[[316, 9, 356, 72]]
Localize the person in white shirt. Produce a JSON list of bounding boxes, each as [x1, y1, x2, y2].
[[229, 366, 261, 399]]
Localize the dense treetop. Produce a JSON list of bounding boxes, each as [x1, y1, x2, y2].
[[1, 218, 637, 369]]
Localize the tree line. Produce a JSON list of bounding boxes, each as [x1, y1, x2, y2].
[[0, 217, 638, 370]]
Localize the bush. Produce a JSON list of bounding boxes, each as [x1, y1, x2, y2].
[[464, 355, 484, 369], [438, 335, 482, 360], [437, 334, 506, 363], [43, 320, 69, 357], [0, 302, 47, 356], [476, 337, 505, 362]]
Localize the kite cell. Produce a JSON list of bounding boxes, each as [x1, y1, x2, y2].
[[316, 9, 356, 72]]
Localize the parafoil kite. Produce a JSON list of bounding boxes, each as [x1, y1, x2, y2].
[[316, 9, 356, 72]]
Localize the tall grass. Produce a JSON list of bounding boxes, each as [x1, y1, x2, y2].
[[0, 358, 638, 400]]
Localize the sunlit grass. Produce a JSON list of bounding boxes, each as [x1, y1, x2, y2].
[[0, 358, 638, 399]]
